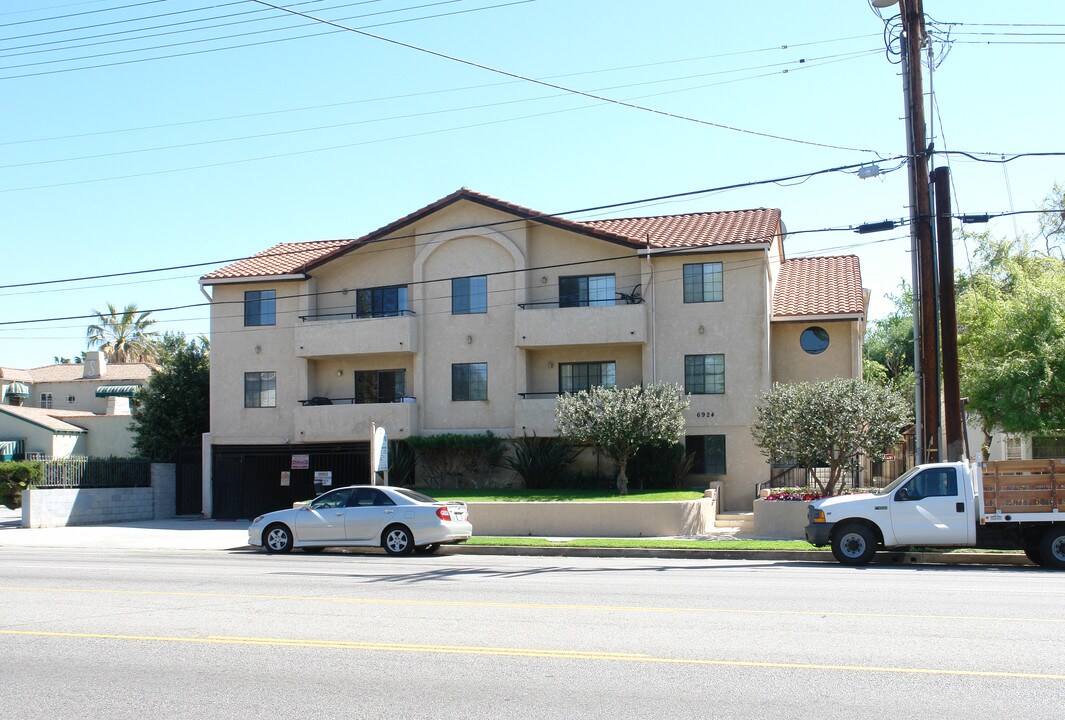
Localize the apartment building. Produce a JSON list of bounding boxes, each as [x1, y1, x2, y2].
[[200, 188, 866, 518]]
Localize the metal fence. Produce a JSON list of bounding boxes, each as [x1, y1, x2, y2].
[[38, 457, 151, 488]]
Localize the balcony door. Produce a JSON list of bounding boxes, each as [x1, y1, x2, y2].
[[355, 369, 406, 404]]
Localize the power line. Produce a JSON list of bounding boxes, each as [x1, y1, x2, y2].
[[248, 0, 884, 154], [0, 0, 165, 30], [0, 156, 907, 291]]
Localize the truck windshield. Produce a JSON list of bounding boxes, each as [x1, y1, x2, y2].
[[875, 466, 922, 495]]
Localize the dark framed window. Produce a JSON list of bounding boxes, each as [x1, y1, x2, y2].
[[684, 354, 725, 394], [244, 290, 276, 326], [452, 276, 487, 315], [40, 393, 53, 410], [559, 274, 615, 308], [800, 326, 830, 355], [897, 468, 958, 500], [354, 369, 406, 404], [686, 435, 726, 475], [356, 285, 408, 318], [452, 362, 488, 401], [1033, 435, 1065, 459], [683, 262, 723, 303], [244, 371, 276, 408], [559, 361, 616, 394]]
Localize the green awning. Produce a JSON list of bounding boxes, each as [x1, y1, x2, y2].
[[95, 385, 141, 398], [6, 382, 29, 397]]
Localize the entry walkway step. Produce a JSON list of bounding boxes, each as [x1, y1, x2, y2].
[[715, 511, 754, 530]]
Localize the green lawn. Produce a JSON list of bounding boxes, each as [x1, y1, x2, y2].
[[429, 489, 705, 502]]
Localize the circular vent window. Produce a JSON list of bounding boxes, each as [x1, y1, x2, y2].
[[800, 326, 830, 355]]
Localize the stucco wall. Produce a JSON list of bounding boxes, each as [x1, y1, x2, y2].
[[771, 320, 861, 384], [64, 415, 136, 457], [466, 498, 717, 537]]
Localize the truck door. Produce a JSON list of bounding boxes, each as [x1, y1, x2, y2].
[[890, 467, 971, 545]]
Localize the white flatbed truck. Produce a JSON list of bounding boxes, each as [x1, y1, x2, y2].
[[805, 460, 1065, 568]]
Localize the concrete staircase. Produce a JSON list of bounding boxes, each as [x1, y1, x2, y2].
[[714, 511, 755, 534]]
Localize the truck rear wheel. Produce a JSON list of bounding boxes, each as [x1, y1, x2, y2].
[[1039, 527, 1065, 570], [831, 523, 877, 566], [1023, 537, 1047, 567]]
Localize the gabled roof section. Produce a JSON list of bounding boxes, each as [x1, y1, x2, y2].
[[200, 188, 784, 281], [582, 208, 781, 249], [1, 367, 34, 382], [773, 256, 865, 319], [0, 405, 88, 433], [27, 363, 154, 384], [201, 239, 351, 283]]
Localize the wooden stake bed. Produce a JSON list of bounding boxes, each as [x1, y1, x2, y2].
[[983, 460, 1063, 514]]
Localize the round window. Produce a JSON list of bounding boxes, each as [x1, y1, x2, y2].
[[800, 326, 830, 355]]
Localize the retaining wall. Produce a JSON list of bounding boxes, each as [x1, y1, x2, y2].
[[752, 499, 809, 539], [21, 463, 177, 528], [466, 496, 717, 537]]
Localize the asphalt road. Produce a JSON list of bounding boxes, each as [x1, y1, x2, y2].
[[1, 547, 1063, 720]]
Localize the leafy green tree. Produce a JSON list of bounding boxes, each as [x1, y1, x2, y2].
[[751, 378, 911, 496], [130, 333, 209, 462], [555, 383, 689, 495], [863, 283, 914, 384], [86, 302, 160, 362], [956, 234, 1065, 450]]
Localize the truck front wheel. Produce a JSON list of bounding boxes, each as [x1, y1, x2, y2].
[[831, 523, 877, 566], [1039, 527, 1065, 570]]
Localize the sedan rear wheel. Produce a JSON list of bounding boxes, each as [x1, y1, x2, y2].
[[383, 525, 415, 556], [264, 523, 293, 554]]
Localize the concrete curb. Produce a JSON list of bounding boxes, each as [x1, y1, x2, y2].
[[445, 544, 1034, 566]]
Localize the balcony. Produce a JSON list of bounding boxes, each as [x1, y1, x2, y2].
[[294, 399, 417, 442], [295, 312, 417, 358], [515, 302, 647, 348], [514, 395, 559, 435]]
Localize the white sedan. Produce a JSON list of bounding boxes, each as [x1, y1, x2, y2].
[[248, 485, 472, 556]]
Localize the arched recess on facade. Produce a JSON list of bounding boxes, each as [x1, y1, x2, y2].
[[412, 225, 528, 307]]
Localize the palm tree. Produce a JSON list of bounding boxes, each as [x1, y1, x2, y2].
[[86, 303, 161, 363]]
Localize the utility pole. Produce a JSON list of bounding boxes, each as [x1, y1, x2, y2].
[[899, 0, 940, 462], [935, 166, 964, 460]]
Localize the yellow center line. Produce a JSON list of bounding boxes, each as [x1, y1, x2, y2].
[[2, 629, 1062, 681], [0, 584, 1061, 625]]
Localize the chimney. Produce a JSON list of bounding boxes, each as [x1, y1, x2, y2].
[[83, 351, 107, 379]]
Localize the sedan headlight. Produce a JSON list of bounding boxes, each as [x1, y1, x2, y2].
[[252, 515, 264, 524]]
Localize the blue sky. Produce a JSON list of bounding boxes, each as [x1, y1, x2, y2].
[[1, 0, 1061, 368]]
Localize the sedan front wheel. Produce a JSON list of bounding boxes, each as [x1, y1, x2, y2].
[[263, 523, 293, 554]]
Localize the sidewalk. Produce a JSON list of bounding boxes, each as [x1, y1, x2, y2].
[[0, 506, 1032, 565]]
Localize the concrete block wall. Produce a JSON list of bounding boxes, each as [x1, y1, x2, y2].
[[22, 487, 154, 528], [151, 463, 176, 520]]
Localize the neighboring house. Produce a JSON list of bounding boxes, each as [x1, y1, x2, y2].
[[200, 188, 866, 518], [964, 425, 1065, 463], [0, 351, 153, 459]]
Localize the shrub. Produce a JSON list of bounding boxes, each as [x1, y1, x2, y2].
[[628, 441, 695, 490], [0, 461, 43, 509], [387, 440, 416, 486], [504, 434, 580, 489], [405, 432, 505, 488]]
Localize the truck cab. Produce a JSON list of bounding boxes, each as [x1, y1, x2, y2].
[[805, 462, 979, 565]]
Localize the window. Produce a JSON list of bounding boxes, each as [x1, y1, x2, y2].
[[1033, 436, 1065, 459], [244, 371, 276, 408], [67, 395, 76, 404], [354, 369, 406, 404], [800, 327, 830, 355], [897, 468, 957, 500], [352, 487, 395, 507], [559, 274, 615, 308], [683, 262, 723, 303], [40, 393, 53, 409], [452, 362, 487, 401], [686, 435, 726, 475], [685, 354, 725, 394], [357, 285, 408, 318], [1005, 436, 1024, 460], [244, 290, 276, 326], [559, 361, 616, 394], [309, 488, 352, 510], [452, 276, 487, 314]]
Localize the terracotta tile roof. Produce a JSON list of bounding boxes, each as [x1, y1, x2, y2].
[[581, 209, 782, 249], [772, 256, 865, 319], [200, 239, 351, 281], [201, 189, 783, 281], [26, 363, 154, 384], [0, 405, 87, 433]]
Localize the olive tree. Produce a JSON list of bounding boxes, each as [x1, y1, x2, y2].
[[555, 383, 689, 495], [751, 378, 911, 496]]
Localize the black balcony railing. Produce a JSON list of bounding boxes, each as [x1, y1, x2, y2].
[[299, 396, 416, 406], [298, 309, 416, 322]]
